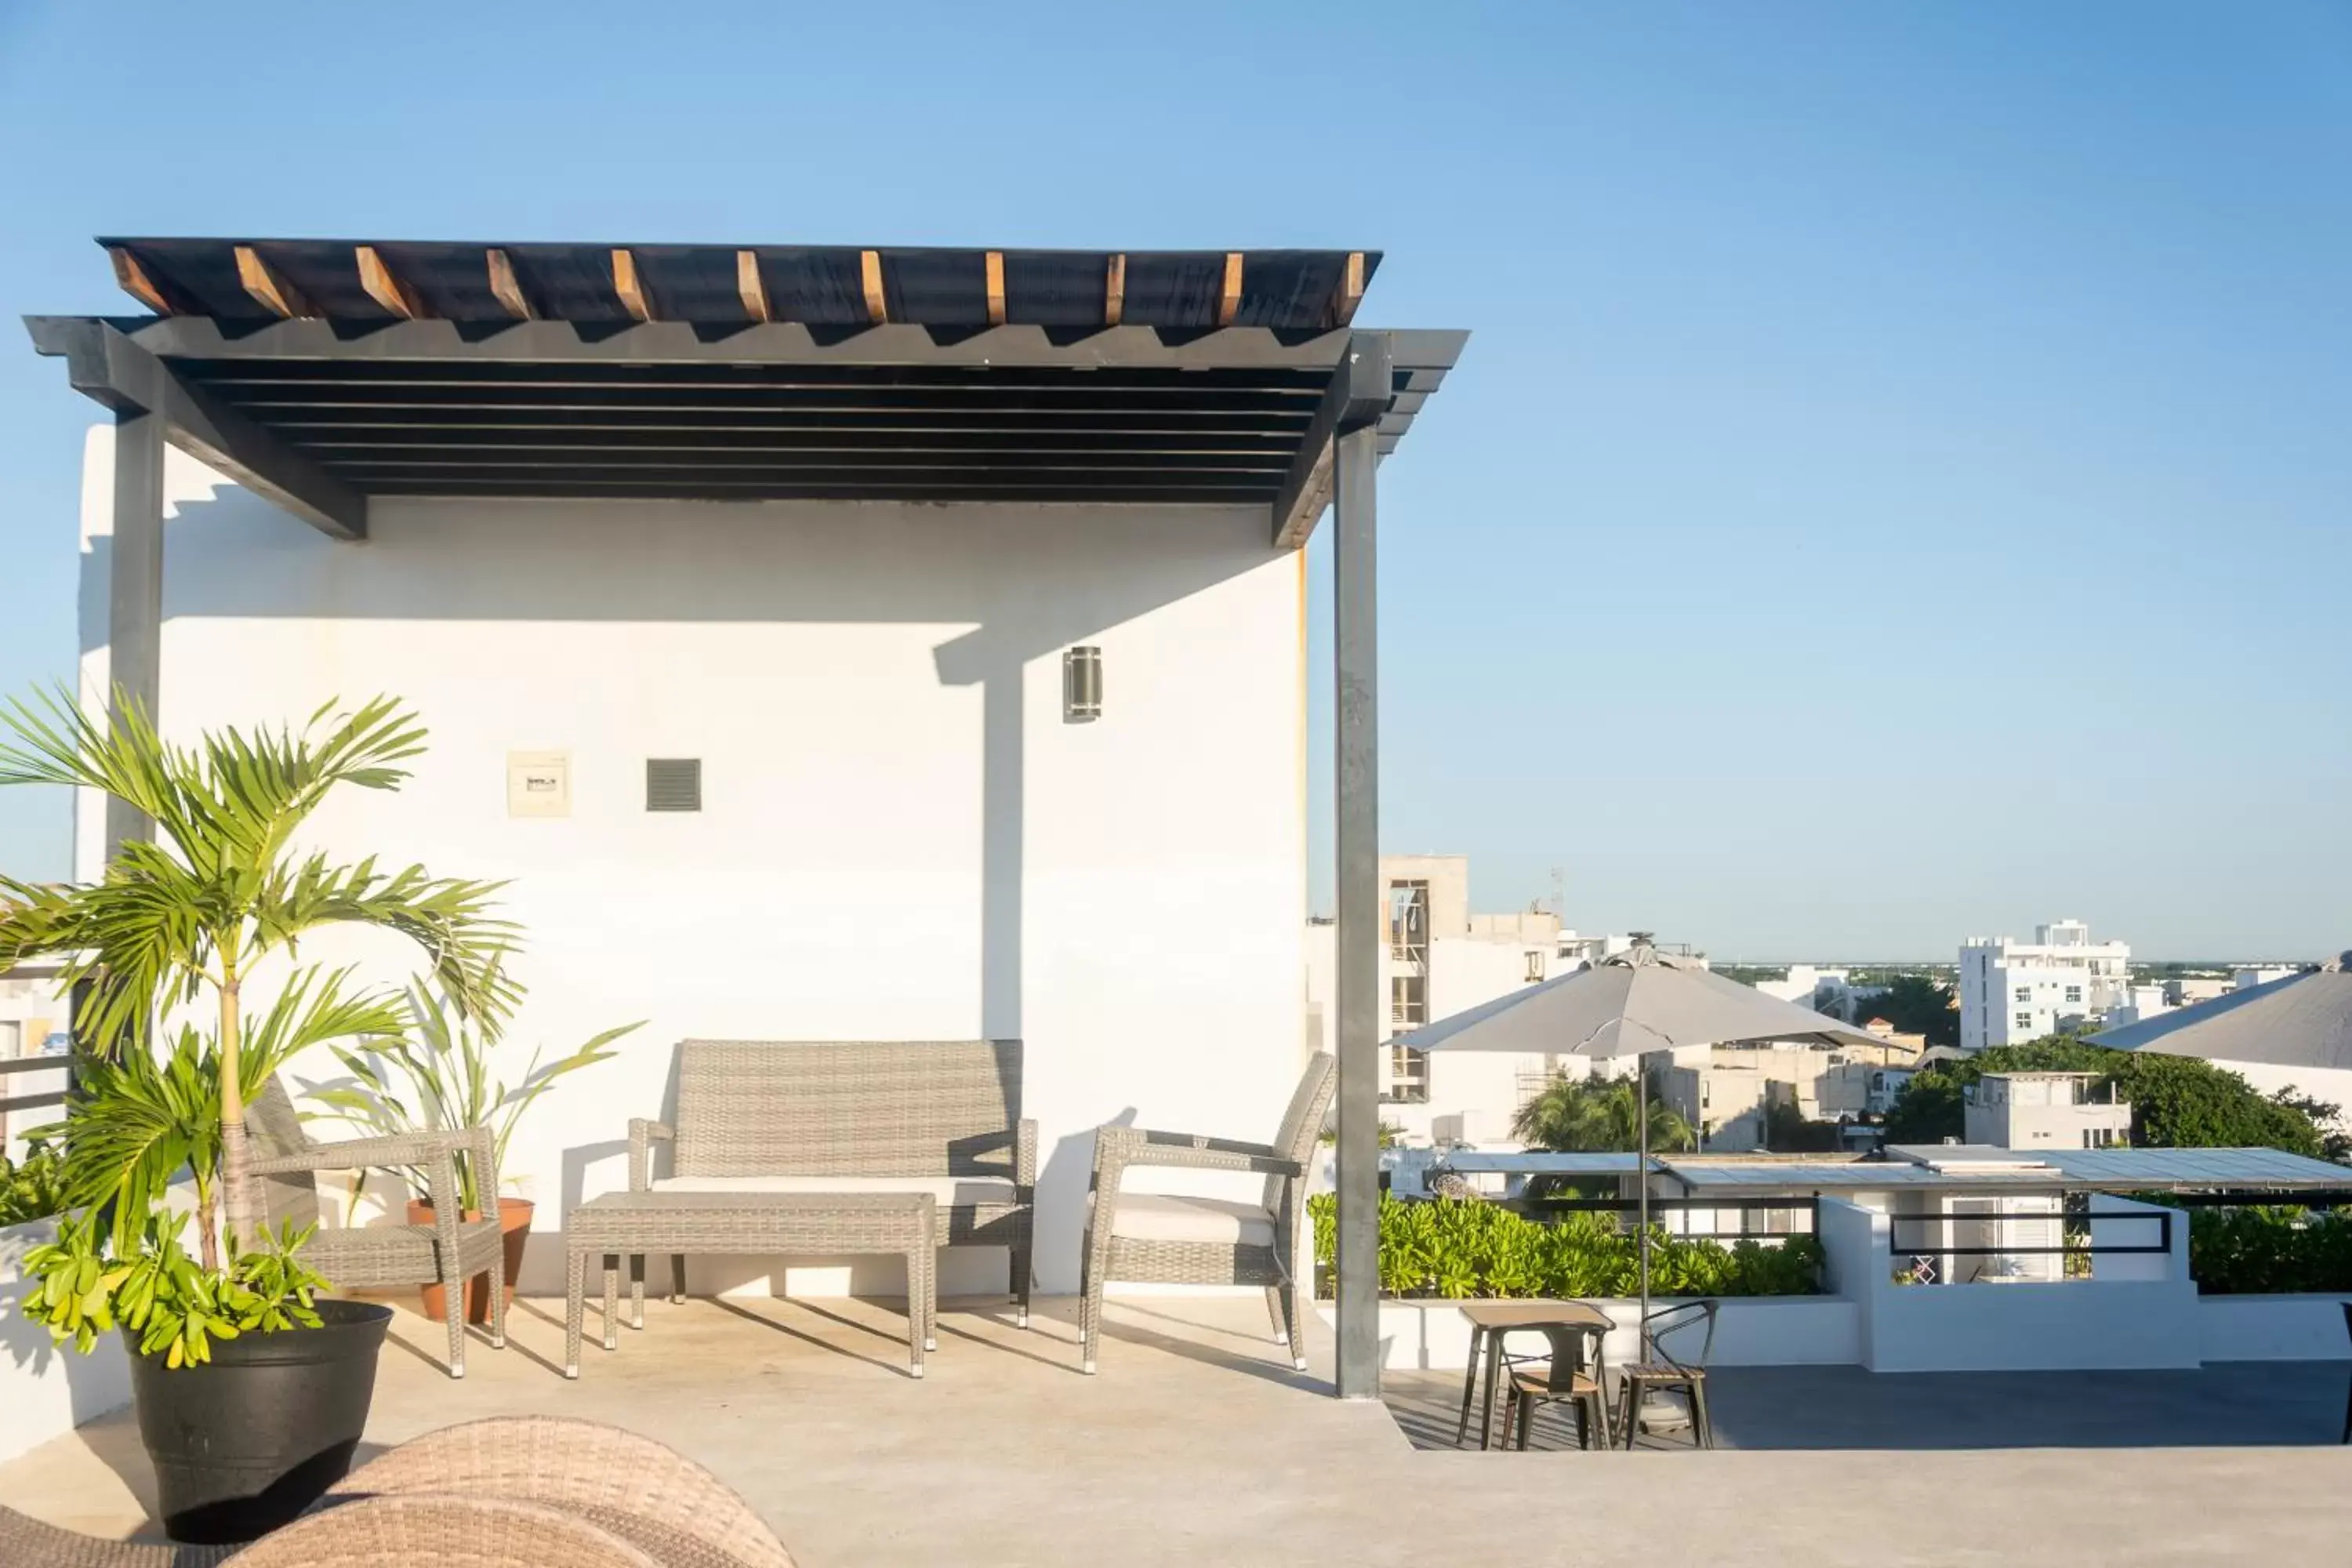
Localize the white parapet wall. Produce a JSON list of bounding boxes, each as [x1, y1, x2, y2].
[[2198, 1294, 2352, 1362], [0, 1218, 132, 1464], [1820, 1196, 2205, 1372]]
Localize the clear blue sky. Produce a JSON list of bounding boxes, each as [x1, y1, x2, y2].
[[1, 2, 2345, 960]]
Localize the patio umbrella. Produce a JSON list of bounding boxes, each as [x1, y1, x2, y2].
[[1391, 935, 1889, 1338], [2089, 953, 2352, 1069]]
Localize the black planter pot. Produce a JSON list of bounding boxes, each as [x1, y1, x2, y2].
[[126, 1298, 393, 1544]]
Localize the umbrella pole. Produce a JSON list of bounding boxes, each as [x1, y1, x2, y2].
[[1637, 1051, 1651, 1359]]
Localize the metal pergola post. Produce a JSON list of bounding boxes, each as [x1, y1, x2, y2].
[[1330, 332, 1392, 1401], [105, 405, 165, 853]]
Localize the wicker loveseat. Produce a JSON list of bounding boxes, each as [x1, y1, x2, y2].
[[629, 1040, 1035, 1323]]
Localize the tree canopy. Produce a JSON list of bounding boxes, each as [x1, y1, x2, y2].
[[1879, 1036, 2344, 1158], [1859, 974, 1960, 1048], [1512, 1073, 1695, 1153]]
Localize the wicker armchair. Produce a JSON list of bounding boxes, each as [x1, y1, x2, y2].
[[0, 1416, 796, 1568], [1078, 1051, 1336, 1375], [247, 1077, 507, 1377]]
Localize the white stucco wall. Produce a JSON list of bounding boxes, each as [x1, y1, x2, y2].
[[76, 429, 1309, 1298], [1, 1218, 133, 1462]]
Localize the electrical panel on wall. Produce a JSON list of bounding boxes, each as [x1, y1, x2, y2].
[[506, 750, 572, 818]]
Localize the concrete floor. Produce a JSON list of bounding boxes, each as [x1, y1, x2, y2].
[[1388, 1360, 2352, 1451], [4, 1293, 2348, 1567]]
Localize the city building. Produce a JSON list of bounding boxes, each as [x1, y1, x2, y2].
[[1963, 1072, 2132, 1149], [1755, 964, 1886, 1023], [2165, 975, 2233, 1007], [1304, 855, 1576, 1146], [2103, 984, 2176, 1029], [1958, 920, 2132, 1051], [1817, 1060, 1918, 1118], [2234, 965, 2302, 992]]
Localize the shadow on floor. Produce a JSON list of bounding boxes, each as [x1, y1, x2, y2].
[[1385, 1362, 2352, 1451]]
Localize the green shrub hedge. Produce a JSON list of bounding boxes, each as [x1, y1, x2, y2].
[[1308, 1191, 1823, 1299], [2187, 1206, 2352, 1294], [0, 1142, 67, 1229]]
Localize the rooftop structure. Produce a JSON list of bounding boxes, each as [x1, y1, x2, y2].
[[30, 234, 1469, 1403], [1964, 1071, 2132, 1151]]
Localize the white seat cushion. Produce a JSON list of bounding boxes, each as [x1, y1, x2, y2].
[[651, 1174, 1017, 1207], [1097, 1192, 1277, 1248]]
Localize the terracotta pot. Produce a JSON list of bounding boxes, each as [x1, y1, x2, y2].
[[406, 1197, 534, 1325]]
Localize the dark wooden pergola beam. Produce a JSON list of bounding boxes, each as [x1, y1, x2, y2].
[[27, 318, 368, 541], [1271, 331, 1393, 548], [234, 245, 317, 319]]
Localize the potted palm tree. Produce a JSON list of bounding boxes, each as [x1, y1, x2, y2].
[[310, 982, 638, 1323], [0, 689, 515, 1543]]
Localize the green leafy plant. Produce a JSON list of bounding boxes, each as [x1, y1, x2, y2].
[[20, 1208, 327, 1365], [0, 688, 517, 1365], [1309, 1191, 1824, 1300], [0, 1140, 69, 1227], [310, 979, 639, 1213], [2184, 1204, 2352, 1294]]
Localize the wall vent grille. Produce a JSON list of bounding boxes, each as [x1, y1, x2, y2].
[[646, 758, 702, 812]]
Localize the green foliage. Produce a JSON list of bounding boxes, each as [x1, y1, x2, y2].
[[1879, 1036, 2338, 1157], [1864, 975, 1960, 1048], [1512, 1073, 1694, 1154], [0, 1141, 69, 1227], [0, 687, 521, 1365], [20, 1209, 327, 1366], [2185, 1206, 2352, 1294], [36, 973, 406, 1253], [1308, 1191, 1823, 1299], [310, 979, 638, 1211]]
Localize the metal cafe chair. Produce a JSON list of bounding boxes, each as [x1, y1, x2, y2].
[[1502, 1321, 1614, 1451], [1618, 1299, 1719, 1450]]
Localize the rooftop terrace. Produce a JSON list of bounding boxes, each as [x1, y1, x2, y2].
[[4, 1294, 2346, 1567]]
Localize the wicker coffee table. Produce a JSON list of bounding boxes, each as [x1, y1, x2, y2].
[[565, 1190, 937, 1379]]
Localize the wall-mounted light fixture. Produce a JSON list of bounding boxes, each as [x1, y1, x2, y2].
[[1062, 645, 1102, 723]]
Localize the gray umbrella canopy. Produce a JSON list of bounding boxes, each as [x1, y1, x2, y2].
[[1392, 937, 1889, 1335], [2089, 953, 2352, 1069], [1396, 940, 1892, 1059]]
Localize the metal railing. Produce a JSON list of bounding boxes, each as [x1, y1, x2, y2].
[[0, 1053, 73, 1123], [1886, 1207, 2170, 1261]]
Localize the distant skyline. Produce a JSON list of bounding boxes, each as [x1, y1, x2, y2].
[[3, 2, 2347, 957]]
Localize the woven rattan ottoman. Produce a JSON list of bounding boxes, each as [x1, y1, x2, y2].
[[564, 1190, 937, 1379]]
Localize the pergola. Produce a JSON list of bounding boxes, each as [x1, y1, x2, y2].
[[27, 237, 1469, 1400]]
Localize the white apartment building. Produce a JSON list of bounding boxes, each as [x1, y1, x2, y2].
[[1754, 964, 1887, 1024], [2102, 984, 2175, 1030], [1302, 855, 1642, 1147], [1963, 1073, 2132, 1150], [2234, 966, 2301, 992], [1958, 920, 2132, 1051], [2165, 975, 2233, 1007]]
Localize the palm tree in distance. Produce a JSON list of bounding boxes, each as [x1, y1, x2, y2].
[[1511, 1071, 1695, 1154]]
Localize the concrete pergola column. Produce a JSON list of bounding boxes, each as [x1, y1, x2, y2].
[[1329, 333, 1392, 1401]]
